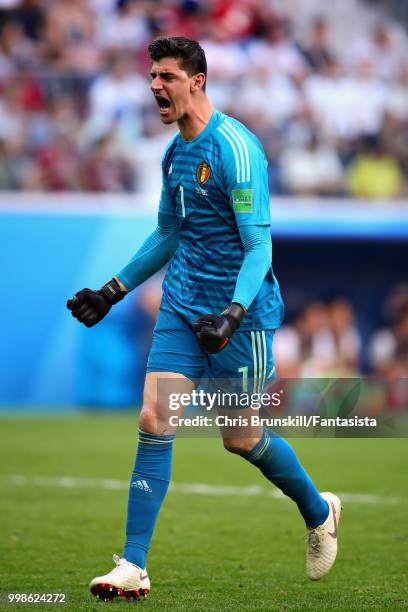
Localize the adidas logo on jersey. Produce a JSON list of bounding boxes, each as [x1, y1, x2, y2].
[[195, 186, 208, 197], [131, 479, 152, 493]]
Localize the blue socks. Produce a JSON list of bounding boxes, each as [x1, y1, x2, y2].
[[123, 430, 174, 568], [123, 427, 328, 567], [243, 428, 329, 528]]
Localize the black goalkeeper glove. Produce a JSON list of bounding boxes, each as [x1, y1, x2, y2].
[[192, 303, 246, 353], [67, 278, 126, 327]]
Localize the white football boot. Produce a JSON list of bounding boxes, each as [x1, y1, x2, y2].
[[306, 492, 342, 580], [89, 554, 150, 601]]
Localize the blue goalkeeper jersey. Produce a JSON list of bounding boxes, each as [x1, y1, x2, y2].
[[159, 109, 284, 331]]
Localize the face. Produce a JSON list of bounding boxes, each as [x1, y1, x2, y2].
[[150, 57, 204, 124]]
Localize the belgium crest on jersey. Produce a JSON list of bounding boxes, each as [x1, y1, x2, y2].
[[196, 161, 211, 185]]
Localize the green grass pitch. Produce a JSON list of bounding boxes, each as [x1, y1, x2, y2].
[[0, 414, 407, 611]]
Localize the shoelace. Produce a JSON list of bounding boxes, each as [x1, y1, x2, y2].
[[111, 554, 145, 577], [108, 554, 132, 578], [306, 527, 324, 556]]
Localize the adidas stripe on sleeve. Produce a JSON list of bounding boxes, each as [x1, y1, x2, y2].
[[217, 118, 271, 227]]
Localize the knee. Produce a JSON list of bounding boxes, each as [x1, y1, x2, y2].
[[139, 403, 176, 435], [139, 403, 161, 434], [223, 437, 256, 455]]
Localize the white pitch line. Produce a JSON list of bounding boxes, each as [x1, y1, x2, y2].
[[5, 475, 401, 505]]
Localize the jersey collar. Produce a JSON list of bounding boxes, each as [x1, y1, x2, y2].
[[178, 109, 221, 149]]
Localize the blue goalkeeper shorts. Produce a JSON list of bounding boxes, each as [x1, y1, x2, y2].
[[146, 308, 276, 393]]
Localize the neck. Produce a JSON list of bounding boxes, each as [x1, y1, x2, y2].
[[177, 95, 214, 141]]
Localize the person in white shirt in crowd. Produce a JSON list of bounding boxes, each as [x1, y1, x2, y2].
[[385, 63, 408, 123], [328, 297, 361, 372], [237, 67, 303, 129], [279, 129, 344, 195], [349, 23, 405, 82], [200, 24, 250, 112], [369, 285, 408, 377], [247, 13, 308, 82], [87, 52, 150, 146], [97, 0, 151, 52], [126, 112, 176, 205], [274, 300, 361, 377], [303, 56, 387, 142], [44, 0, 101, 77]]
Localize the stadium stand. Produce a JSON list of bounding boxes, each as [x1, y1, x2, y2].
[[0, 0, 406, 197]]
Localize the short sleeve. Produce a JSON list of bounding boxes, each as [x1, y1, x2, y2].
[[218, 120, 271, 226]]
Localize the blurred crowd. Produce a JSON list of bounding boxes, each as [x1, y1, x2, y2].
[[273, 285, 408, 381], [0, 0, 408, 197]]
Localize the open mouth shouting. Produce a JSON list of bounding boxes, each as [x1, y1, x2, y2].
[[155, 95, 171, 116]]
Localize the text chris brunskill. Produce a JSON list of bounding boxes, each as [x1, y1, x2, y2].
[[168, 415, 378, 428]]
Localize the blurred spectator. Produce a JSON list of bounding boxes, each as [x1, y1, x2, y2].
[[87, 52, 149, 144], [0, 83, 24, 143], [272, 324, 301, 378], [200, 25, 249, 112], [295, 301, 338, 376], [350, 23, 404, 82], [383, 283, 408, 321], [328, 297, 361, 371], [279, 130, 344, 195], [149, 0, 206, 40], [350, 60, 388, 136], [247, 13, 308, 81], [0, 139, 23, 188], [346, 135, 404, 199], [369, 308, 408, 377], [98, 0, 151, 52], [36, 133, 82, 191], [238, 70, 302, 127], [80, 132, 134, 191], [210, 0, 262, 40], [385, 64, 408, 122], [303, 58, 353, 140], [9, 0, 45, 41], [44, 0, 100, 78], [274, 299, 361, 377], [127, 113, 176, 203], [303, 58, 387, 141], [368, 284, 408, 377], [0, 133, 45, 189], [0, 18, 39, 71], [301, 15, 336, 72]]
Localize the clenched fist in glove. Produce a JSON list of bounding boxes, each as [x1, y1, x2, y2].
[[67, 278, 127, 327], [192, 303, 245, 353]]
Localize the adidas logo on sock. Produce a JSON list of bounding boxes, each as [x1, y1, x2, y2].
[[131, 479, 152, 493]]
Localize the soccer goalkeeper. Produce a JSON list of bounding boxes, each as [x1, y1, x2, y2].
[[67, 37, 341, 602]]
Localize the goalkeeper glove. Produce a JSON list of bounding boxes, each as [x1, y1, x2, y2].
[[192, 303, 245, 353], [67, 278, 126, 327]]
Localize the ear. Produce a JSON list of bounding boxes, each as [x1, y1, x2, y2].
[[191, 73, 206, 92]]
